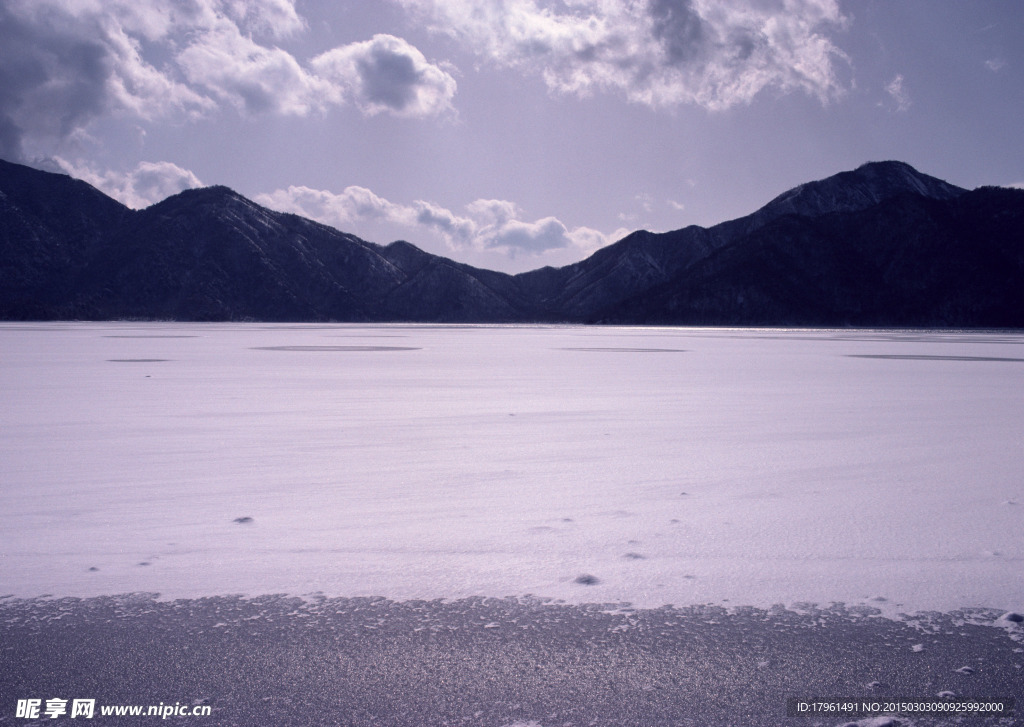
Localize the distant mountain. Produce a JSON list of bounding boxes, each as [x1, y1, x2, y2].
[[1, 157, 1022, 326], [735, 159, 965, 231], [600, 185, 1024, 327], [0, 160, 529, 322]]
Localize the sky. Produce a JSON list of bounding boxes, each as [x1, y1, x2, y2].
[[2, 0, 1022, 274]]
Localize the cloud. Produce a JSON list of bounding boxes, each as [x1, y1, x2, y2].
[[394, 0, 850, 110], [413, 199, 477, 242], [0, 0, 454, 162], [985, 58, 1006, 73], [256, 185, 623, 258], [885, 73, 910, 112], [255, 184, 418, 230], [55, 158, 203, 208], [179, 26, 455, 119], [635, 192, 654, 213], [222, 0, 306, 39], [0, 0, 213, 160], [176, 17, 337, 116], [312, 35, 457, 118], [466, 198, 519, 226], [485, 216, 577, 254]]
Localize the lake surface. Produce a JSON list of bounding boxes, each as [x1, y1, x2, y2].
[[2, 323, 1022, 617]]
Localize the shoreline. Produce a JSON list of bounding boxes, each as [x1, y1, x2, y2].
[[3, 594, 1022, 726]]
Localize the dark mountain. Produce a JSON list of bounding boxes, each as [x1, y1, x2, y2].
[[721, 159, 965, 237], [599, 185, 1024, 326], [70, 186, 406, 321], [515, 226, 717, 319], [1, 157, 1022, 326], [514, 160, 973, 320], [0, 160, 528, 322], [0, 159, 129, 318]]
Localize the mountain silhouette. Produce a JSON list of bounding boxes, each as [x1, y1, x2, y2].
[[2, 158, 1021, 326]]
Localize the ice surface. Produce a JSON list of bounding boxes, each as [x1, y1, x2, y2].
[[1, 323, 1022, 617]]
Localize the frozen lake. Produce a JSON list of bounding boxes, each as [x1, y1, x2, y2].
[[2, 323, 1022, 617]]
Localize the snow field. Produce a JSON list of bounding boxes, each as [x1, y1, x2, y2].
[[1, 323, 1022, 618]]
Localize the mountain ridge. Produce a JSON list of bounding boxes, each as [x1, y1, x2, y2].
[[1, 157, 1021, 326], [598, 185, 1024, 326]]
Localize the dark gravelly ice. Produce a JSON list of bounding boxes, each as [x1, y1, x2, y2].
[[1, 595, 1021, 726]]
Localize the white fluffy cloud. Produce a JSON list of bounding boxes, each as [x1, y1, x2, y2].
[[256, 185, 623, 257], [55, 158, 203, 208], [395, 0, 849, 110], [177, 17, 338, 116], [0, 0, 454, 162], [256, 185, 418, 230], [312, 35, 457, 117], [222, 0, 306, 38]]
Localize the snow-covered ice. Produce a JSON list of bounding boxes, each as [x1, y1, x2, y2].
[[1, 323, 1022, 617]]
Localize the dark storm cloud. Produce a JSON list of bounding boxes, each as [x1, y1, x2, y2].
[[0, 5, 109, 160], [0, 6, 36, 159], [0, 114, 21, 160], [0, 1, 211, 161]]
